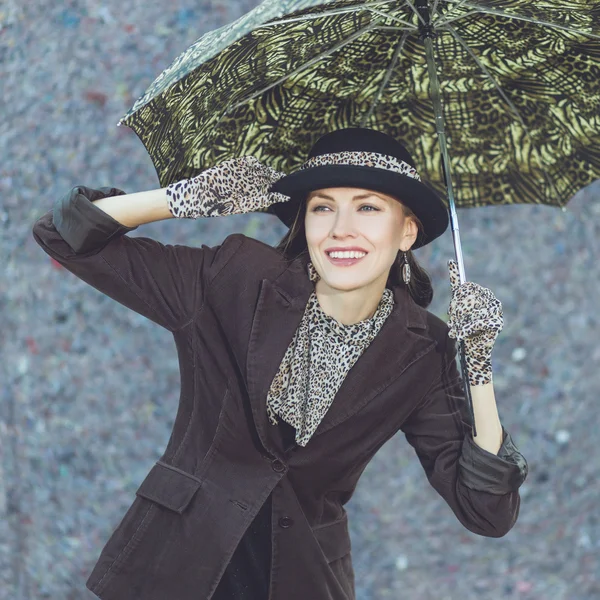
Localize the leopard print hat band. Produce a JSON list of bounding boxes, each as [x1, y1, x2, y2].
[[300, 151, 422, 182]]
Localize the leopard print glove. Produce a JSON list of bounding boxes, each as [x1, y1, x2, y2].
[[447, 260, 504, 386], [165, 156, 291, 218]]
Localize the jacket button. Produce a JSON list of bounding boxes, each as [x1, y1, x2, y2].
[[279, 517, 294, 528], [271, 459, 285, 473]]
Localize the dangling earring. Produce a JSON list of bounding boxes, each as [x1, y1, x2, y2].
[[402, 251, 411, 285]]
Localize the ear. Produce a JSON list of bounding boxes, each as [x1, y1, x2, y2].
[[402, 218, 419, 251]]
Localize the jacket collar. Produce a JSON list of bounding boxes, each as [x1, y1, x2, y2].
[[245, 252, 435, 457]]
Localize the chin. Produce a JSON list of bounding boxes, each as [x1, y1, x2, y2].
[[320, 274, 376, 291]]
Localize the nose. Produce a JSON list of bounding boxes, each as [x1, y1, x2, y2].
[[330, 207, 358, 239]]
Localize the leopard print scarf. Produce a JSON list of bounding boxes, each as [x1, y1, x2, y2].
[[266, 261, 394, 447]]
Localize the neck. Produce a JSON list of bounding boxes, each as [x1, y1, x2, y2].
[[314, 277, 387, 325]]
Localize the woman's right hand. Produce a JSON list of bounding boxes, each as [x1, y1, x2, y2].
[[166, 156, 291, 219]]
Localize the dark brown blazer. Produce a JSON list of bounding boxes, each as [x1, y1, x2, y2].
[[31, 188, 527, 600]]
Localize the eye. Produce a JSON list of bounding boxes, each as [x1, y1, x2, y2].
[[310, 204, 380, 212]]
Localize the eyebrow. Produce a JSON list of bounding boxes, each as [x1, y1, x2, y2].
[[308, 192, 388, 202]]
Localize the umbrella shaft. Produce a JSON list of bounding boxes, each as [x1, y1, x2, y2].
[[422, 36, 466, 286], [421, 31, 477, 437]]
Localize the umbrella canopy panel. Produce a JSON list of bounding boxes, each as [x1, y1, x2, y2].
[[119, 0, 600, 209]]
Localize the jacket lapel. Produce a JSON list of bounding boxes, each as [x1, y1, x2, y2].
[[245, 258, 313, 456], [246, 254, 436, 455]]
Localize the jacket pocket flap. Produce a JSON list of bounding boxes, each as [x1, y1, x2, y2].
[[136, 461, 203, 514], [313, 513, 352, 563]]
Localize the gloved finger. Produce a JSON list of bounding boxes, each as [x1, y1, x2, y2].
[[448, 282, 502, 315], [447, 324, 460, 341], [456, 316, 504, 339], [447, 259, 462, 293], [240, 156, 288, 190], [449, 318, 504, 343], [268, 192, 292, 204]]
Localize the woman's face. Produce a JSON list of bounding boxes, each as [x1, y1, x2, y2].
[[304, 187, 418, 293]]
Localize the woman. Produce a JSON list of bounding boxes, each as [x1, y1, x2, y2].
[[32, 127, 528, 600]]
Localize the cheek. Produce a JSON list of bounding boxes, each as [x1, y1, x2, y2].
[[363, 222, 397, 246], [304, 215, 329, 245]]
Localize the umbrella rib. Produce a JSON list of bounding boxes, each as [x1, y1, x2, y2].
[[260, 1, 397, 27], [444, 23, 564, 207], [403, 0, 428, 28], [367, 8, 417, 29], [223, 21, 383, 116], [361, 30, 411, 126], [432, 0, 470, 25], [434, 9, 480, 28], [376, 26, 419, 31], [439, 0, 600, 39]]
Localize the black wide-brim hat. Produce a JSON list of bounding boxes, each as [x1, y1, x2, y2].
[[267, 127, 449, 250]]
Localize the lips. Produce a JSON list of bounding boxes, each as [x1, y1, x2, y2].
[[325, 252, 367, 267], [325, 247, 368, 254]]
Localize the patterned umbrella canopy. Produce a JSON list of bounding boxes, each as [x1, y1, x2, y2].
[[119, 0, 600, 211], [118, 0, 600, 436]]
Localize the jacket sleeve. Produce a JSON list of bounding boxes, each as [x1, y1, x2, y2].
[[400, 331, 528, 538], [31, 186, 245, 332]]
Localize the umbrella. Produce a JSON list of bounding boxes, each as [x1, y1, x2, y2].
[[117, 0, 600, 434]]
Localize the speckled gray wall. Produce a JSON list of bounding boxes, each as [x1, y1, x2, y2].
[[2, 1, 599, 598]]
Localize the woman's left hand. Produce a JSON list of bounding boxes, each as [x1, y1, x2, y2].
[[447, 260, 504, 386]]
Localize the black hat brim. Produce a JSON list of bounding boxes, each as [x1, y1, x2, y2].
[[268, 165, 449, 250]]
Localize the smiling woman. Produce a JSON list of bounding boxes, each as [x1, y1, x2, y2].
[[275, 187, 434, 315], [32, 125, 527, 600]]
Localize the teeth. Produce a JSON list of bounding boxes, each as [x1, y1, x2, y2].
[[328, 251, 366, 259]]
